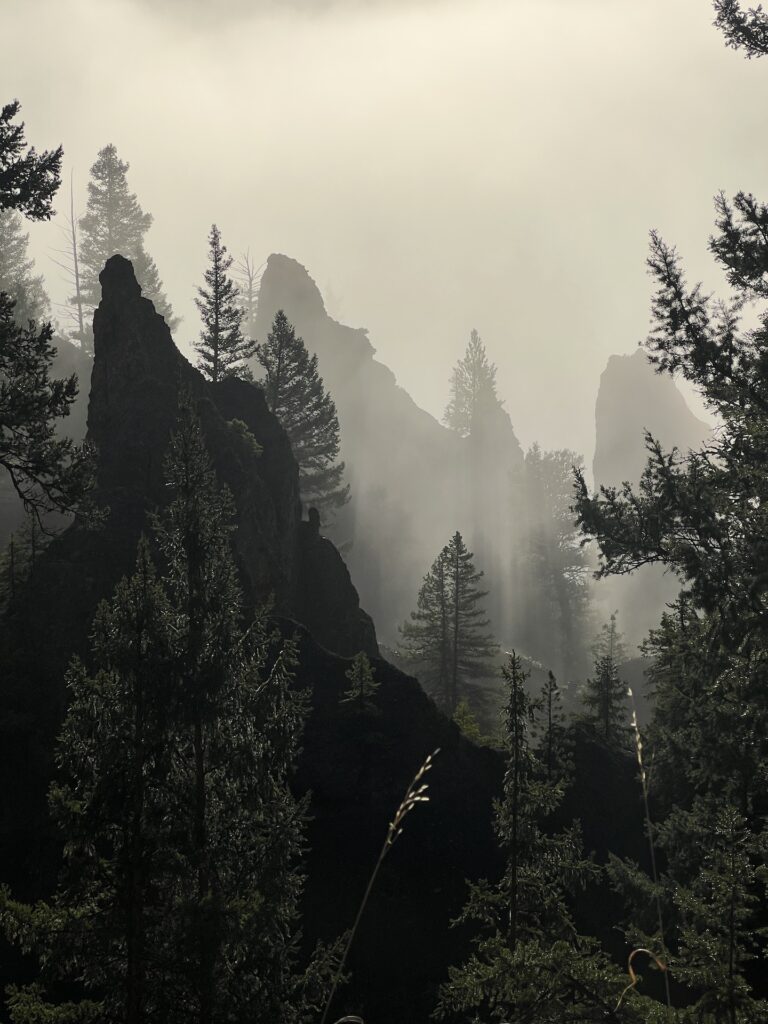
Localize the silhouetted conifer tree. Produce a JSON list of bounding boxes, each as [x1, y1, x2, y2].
[[400, 540, 451, 703], [0, 510, 50, 611], [534, 670, 569, 783], [0, 100, 61, 220], [524, 444, 592, 678], [714, 0, 768, 56], [443, 329, 499, 436], [452, 697, 488, 745], [0, 103, 93, 523], [195, 224, 254, 383], [152, 401, 332, 1022], [0, 292, 94, 522], [341, 651, 378, 709], [580, 614, 629, 748], [77, 144, 176, 346], [401, 531, 497, 713], [256, 309, 348, 514]]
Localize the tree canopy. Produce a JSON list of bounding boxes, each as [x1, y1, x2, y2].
[[256, 310, 348, 515], [0, 105, 93, 524], [0, 100, 61, 221], [714, 0, 768, 56]]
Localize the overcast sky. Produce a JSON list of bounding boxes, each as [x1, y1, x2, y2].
[[4, 0, 761, 459]]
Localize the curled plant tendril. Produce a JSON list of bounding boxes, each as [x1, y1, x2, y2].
[[615, 947, 668, 1011]]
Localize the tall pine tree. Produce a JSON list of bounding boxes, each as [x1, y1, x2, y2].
[[523, 444, 592, 680], [194, 224, 254, 383], [77, 144, 176, 346], [580, 614, 630, 748], [443, 328, 500, 437], [256, 309, 348, 515], [400, 531, 497, 713]]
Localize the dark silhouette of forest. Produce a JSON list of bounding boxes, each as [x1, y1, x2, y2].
[[1, 2, 768, 1021]]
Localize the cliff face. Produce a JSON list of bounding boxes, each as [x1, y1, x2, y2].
[[593, 348, 711, 488], [88, 254, 301, 610], [0, 256, 510, 1022], [592, 348, 712, 644], [253, 254, 525, 643], [0, 256, 379, 873]]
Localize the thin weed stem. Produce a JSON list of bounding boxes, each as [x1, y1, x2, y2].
[[319, 749, 439, 1024]]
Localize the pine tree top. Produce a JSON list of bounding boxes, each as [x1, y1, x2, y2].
[[444, 328, 501, 437], [194, 224, 252, 384], [256, 309, 348, 513]]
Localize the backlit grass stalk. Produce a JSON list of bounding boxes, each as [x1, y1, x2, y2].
[[320, 749, 440, 1024], [628, 687, 671, 1008]]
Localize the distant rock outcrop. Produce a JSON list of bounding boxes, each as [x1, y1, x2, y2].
[[253, 254, 526, 643], [592, 348, 712, 645], [593, 348, 711, 488]]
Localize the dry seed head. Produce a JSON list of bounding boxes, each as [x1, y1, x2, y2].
[[386, 749, 439, 848]]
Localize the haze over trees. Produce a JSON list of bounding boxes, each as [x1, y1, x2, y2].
[[523, 444, 592, 679], [0, 210, 49, 325]]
